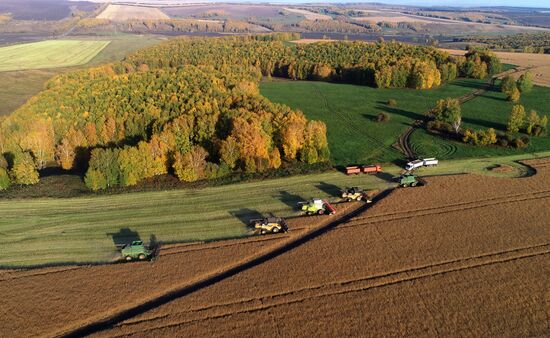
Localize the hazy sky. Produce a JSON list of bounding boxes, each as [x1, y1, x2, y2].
[[356, 0, 550, 7], [267, 0, 550, 8]]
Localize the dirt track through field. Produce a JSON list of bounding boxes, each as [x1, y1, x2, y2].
[[395, 66, 533, 159]]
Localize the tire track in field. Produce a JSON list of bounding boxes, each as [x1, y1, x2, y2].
[[53, 193, 389, 338], [338, 193, 550, 231], [311, 83, 397, 160], [160, 235, 290, 256], [0, 266, 84, 282], [355, 187, 550, 219], [113, 243, 550, 336], [396, 66, 537, 159], [346, 188, 550, 226]]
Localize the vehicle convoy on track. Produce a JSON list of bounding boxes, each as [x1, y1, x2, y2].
[[341, 187, 372, 203], [120, 241, 154, 261], [250, 217, 289, 235], [298, 198, 337, 215], [345, 164, 382, 175], [405, 158, 438, 171], [397, 174, 421, 187]]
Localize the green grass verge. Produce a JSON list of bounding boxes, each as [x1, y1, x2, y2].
[[2, 150, 549, 268], [0, 40, 110, 72], [260, 78, 486, 165]]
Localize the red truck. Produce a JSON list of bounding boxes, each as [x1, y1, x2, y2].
[[345, 165, 362, 175], [362, 164, 382, 174], [345, 164, 382, 175]]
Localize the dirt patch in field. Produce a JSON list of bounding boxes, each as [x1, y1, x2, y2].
[[442, 49, 550, 87], [96, 4, 169, 21], [488, 164, 516, 173], [93, 158, 550, 337], [283, 8, 332, 21]]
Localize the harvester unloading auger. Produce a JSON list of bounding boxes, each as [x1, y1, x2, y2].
[[298, 198, 336, 216]]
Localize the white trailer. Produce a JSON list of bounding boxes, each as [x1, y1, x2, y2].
[[405, 158, 438, 171]]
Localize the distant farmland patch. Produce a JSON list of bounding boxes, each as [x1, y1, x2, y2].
[[283, 8, 332, 20], [0, 0, 72, 21], [164, 4, 282, 19], [354, 15, 437, 24], [0, 40, 110, 72], [97, 4, 170, 21]]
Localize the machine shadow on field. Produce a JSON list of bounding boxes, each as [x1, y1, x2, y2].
[[375, 171, 396, 183], [315, 181, 342, 197], [230, 208, 264, 226], [277, 190, 305, 209], [108, 227, 142, 248]]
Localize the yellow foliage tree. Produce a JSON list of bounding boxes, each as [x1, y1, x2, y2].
[[281, 111, 307, 160]]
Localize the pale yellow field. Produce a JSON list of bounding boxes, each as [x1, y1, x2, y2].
[[442, 49, 550, 87], [283, 7, 332, 20], [354, 15, 436, 23], [96, 4, 170, 21]]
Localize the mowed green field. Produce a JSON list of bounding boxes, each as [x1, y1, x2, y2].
[[0, 35, 163, 115], [0, 171, 392, 268], [2, 151, 548, 268], [411, 84, 550, 159], [261, 78, 485, 165], [0, 40, 110, 72]]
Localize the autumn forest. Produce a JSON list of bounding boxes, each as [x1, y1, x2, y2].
[[0, 35, 501, 190]]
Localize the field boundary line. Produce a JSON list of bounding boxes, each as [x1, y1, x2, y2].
[[341, 192, 550, 228], [115, 243, 550, 335], [352, 188, 550, 221]]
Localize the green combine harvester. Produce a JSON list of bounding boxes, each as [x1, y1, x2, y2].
[[120, 240, 154, 261], [397, 173, 420, 187]]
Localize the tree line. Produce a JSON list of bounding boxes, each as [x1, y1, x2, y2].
[[124, 36, 502, 89], [457, 33, 550, 54]]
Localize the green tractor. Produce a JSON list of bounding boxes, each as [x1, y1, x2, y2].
[[341, 187, 372, 203], [120, 240, 154, 261], [250, 217, 288, 235], [298, 198, 336, 216], [397, 173, 419, 187]]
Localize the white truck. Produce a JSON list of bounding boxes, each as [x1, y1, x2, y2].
[[405, 158, 438, 171]]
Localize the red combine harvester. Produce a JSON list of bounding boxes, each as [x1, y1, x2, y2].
[[345, 164, 382, 175]]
